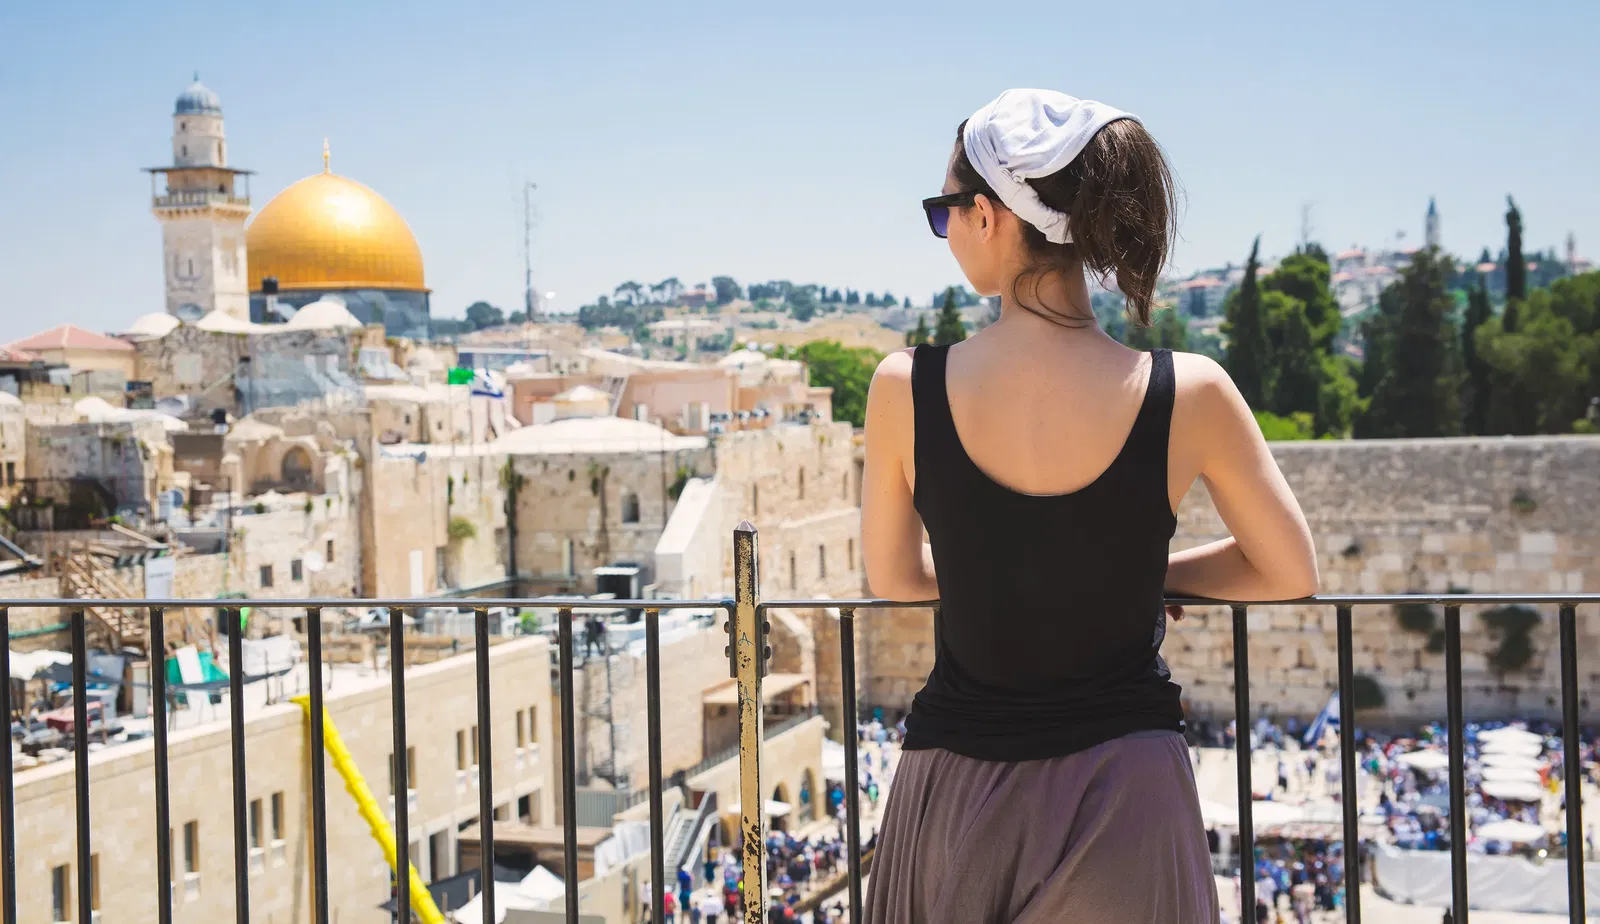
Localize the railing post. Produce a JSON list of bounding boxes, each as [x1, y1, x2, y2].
[[71, 608, 93, 924], [645, 608, 666, 924], [733, 522, 767, 922], [1335, 605, 1361, 924], [1559, 603, 1585, 923], [1444, 604, 1469, 922], [473, 606, 496, 924], [838, 607, 863, 923], [150, 607, 174, 924], [558, 607, 579, 924], [1231, 605, 1256, 919], [0, 607, 15, 924]]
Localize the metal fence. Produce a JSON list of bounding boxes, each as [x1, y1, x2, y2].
[[0, 520, 1596, 924]]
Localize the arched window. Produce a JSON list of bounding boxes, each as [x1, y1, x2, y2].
[[799, 769, 817, 823], [621, 492, 640, 524]]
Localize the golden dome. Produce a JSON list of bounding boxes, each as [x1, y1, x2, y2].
[[246, 169, 426, 292]]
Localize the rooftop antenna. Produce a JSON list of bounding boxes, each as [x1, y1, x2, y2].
[[523, 181, 539, 323], [1299, 202, 1313, 252]]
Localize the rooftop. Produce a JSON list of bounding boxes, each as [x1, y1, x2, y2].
[[490, 415, 707, 455], [7, 324, 134, 353]]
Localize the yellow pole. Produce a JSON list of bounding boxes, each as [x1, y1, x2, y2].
[[291, 695, 446, 924]]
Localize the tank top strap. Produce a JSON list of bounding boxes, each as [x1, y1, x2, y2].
[[911, 344, 958, 472], [1123, 348, 1176, 475]]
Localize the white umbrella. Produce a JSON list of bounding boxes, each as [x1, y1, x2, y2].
[[1249, 801, 1302, 825], [1481, 765, 1541, 783], [1478, 726, 1542, 746], [1200, 799, 1238, 827], [1481, 752, 1544, 771], [1481, 738, 1542, 758], [1475, 819, 1548, 843], [1397, 749, 1452, 771], [1481, 780, 1545, 802]]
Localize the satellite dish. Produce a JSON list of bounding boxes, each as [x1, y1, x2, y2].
[[175, 303, 205, 323], [303, 550, 326, 573]]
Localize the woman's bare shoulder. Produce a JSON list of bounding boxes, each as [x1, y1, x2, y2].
[[873, 347, 916, 382]]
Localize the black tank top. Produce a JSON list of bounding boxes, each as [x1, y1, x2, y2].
[[901, 344, 1186, 762]]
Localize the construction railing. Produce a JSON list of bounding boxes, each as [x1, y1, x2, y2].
[[0, 520, 1595, 924]]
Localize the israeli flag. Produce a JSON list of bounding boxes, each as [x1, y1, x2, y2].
[[469, 369, 505, 399], [1303, 692, 1339, 747]]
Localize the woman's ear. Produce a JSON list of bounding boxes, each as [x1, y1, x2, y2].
[[973, 193, 998, 240]]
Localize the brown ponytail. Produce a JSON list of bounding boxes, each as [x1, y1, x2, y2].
[[952, 118, 1177, 328]]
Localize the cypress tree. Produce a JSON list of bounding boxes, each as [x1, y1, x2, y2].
[[1223, 236, 1269, 407], [1359, 249, 1464, 438], [1505, 196, 1526, 307], [933, 288, 967, 345], [1462, 274, 1493, 434], [906, 314, 930, 347]]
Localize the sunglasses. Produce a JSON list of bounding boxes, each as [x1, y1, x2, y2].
[[921, 191, 979, 239]]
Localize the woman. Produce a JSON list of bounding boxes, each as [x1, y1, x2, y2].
[[860, 89, 1319, 923]]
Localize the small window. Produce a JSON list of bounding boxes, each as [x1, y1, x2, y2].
[[404, 413, 411, 425], [494, 804, 510, 821], [753, 484, 760, 517], [848, 537, 856, 569], [621, 492, 640, 524], [181, 143, 188, 157], [527, 706, 538, 744], [181, 121, 187, 130], [842, 473, 849, 499], [259, 565, 273, 588], [456, 730, 467, 771], [187, 258, 194, 276], [90, 853, 100, 914], [291, 559, 303, 582], [818, 544, 827, 580], [271, 792, 284, 841], [789, 551, 797, 590], [52, 863, 69, 922], [516, 711, 526, 749], [798, 468, 806, 500], [471, 724, 480, 767], [4, 462, 13, 484], [250, 798, 263, 848], [326, 538, 335, 563], [184, 821, 200, 873]]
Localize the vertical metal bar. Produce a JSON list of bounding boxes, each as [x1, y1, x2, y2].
[[1336, 605, 1362, 924], [0, 607, 15, 924], [390, 607, 410, 924], [645, 608, 666, 924], [226, 606, 249, 922], [733, 522, 767, 923], [1559, 603, 1585, 923], [72, 609, 92, 924], [474, 606, 496, 924], [151, 607, 174, 924], [839, 607, 864, 923], [1444, 604, 1468, 922], [307, 606, 330, 924], [558, 607, 579, 924], [1231, 605, 1255, 919]]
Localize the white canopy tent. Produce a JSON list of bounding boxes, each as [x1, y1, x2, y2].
[[1474, 819, 1548, 843], [1397, 749, 1451, 771]]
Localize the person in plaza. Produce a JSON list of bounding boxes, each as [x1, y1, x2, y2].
[[860, 88, 1318, 922], [583, 613, 606, 659]]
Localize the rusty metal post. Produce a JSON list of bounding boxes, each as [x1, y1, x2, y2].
[[733, 522, 767, 921]]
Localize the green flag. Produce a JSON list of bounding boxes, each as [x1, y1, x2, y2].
[[447, 367, 474, 385]]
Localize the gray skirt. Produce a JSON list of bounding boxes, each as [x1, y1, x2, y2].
[[864, 730, 1219, 924]]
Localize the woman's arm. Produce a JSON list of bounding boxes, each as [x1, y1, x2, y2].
[[1166, 356, 1319, 601], [861, 350, 939, 601]]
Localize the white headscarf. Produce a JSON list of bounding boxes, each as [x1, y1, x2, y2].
[[962, 89, 1139, 244]]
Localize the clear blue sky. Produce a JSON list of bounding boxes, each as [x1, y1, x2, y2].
[[1, 0, 1595, 341]]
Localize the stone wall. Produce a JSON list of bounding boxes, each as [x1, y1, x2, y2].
[[366, 448, 510, 598], [852, 436, 1600, 725], [0, 396, 24, 505], [25, 419, 174, 512], [228, 493, 361, 599], [134, 325, 247, 416]]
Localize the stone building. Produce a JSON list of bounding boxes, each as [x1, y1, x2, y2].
[[0, 392, 23, 504], [854, 436, 1600, 726], [365, 445, 512, 597], [129, 319, 359, 419], [22, 419, 176, 518], [7, 638, 555, 924]]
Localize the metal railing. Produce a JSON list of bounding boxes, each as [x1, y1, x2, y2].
[[0, 520, 1595, 924]]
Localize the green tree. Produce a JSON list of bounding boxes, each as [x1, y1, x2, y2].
[[1254, 410, 1316, 441], [1124, 307, 1188, 351], [1462, 274, 1494, 434], [711, 276, 741, 305], [906, 315, 930, 347], [933, 288, 967, 345], [788, 286, 819, 323], [1262, 247, 1340, 349], [1222, 236, 1269, 407], [1261, 291, 1320, 419], [464, 301, 505, 330], [1315, 355, 1365, 438], [773, 341, 882, 427], [1505, 196, 1526, 302], [1357, 248, 1465, 438], [1475, 271, 1600, 433]]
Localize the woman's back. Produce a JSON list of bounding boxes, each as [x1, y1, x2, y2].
[[901, 326, 1185, 761]]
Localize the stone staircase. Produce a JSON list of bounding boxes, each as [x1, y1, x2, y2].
[[60, 551, 148, 654], [604, 374, 630, 417]]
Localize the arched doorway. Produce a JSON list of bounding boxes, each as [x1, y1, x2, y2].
[[771, 783, 791, 832], [281, 446, 314, 490], [798, 769, 817, 824]]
